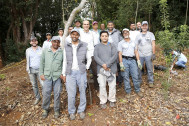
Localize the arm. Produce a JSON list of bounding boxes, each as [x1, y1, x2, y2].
[[106, 45, 118, 68], [152, 40, 155, 54], [62, 49, 67, 82], [119, 51, 123, 63], [135, 49, 140, 61], [39, 49, 45, 76], [86, 49, 92, 70]]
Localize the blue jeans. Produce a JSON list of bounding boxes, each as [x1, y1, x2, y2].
[[42, 78, 62, 112], [139, 56, 154, 83], [28, 68, 43, 99], [175, 60, 186, 68], [66, 70, 87, 114], [121, 58, 140, 93]]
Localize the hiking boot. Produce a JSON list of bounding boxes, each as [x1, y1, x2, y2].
[[109, 102, 115, 108], [79, 112, 85, 120], [126, 93, 131, 99], [42, 110, 48, 119], [34, 98, 41, 105], [136, 91, 143, 98], [100, 104, 107, 109], [54, 111, 60, 119], [149, 83, 154, 88], [69, 114, 76, 120]]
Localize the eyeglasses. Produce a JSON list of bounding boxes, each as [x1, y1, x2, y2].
[[31, 40, 37, 42]]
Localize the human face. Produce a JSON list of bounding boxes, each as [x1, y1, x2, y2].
[[71, 31, 80, 42], [68, 27, 74, 34], [137, 22, 141, 29], [58, 30, 64, 36], [51, 40, 60, 49], [107, 23, 114, 31], [92, 24, 98, 30], [123, 31, 130, 39], [141, 24, 148, 32], [83, 21, 90, 31], [130, 24, 136, 30], [100, 33, 109, 43], [30, 39, 38, 47], [100, 24, 105, 30], [75, 21, 81, 27], [46, 35, 51, 40]]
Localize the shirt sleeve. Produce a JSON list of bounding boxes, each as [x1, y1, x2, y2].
[[39, 49, 45, 76], [118, 42, 122, 52], [150, 32, 155, 41], [86, 49, 92, 70], [62, 49, 67, 76], [106, 44, 118, 68]]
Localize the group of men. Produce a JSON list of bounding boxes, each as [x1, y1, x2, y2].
[[26, 20, 157, 120]]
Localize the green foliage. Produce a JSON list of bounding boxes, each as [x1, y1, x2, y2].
[[177, 25, 189, 50], [0, 74, 5, 80], [3, 39, 29, 64]]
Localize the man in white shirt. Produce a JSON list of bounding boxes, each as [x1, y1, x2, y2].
[[58, 28, 64, 46], [74, 20, 83, 31], [62, 29, 91, 120], [65, 26, 74, 44], [129, 23, 140, 42], [172, 50, 187, 69], [42, 33, 52, 49]]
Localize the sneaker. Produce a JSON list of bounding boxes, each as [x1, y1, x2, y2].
[[79, 112, 85, 120], [109, 102, 115, 107], [136, 91, 143, 98], [34, 98, 41, 105], [69, 114, 76, 120], [54, 111, 60, 118], [149, 83, 154, 88], [126, 93, 131, 99], [100, 104, 107, 109], [42, 110, 48, 119]]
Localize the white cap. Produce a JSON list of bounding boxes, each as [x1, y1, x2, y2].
[[142, 21, 148, 25], [122, 28, 130, 32], [52, 36, 60, 41]]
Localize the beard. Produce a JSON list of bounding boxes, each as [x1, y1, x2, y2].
[[72, 38, 78, 42]]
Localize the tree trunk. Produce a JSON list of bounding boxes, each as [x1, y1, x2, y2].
[[61, 0, 87, 49], [135, 0, 139, 30], [185, 0, 188, 25]]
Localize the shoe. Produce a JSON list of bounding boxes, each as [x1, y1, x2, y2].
[[100, 104, 107, 109], [126, 93, 131, 99], [79, 112, 85, 120], [109, 102, 115, 107], [69, 114, 76, 120], [136, 91, 143, 98], [34, 98, 41, 105], [149, 83, 154, 88], [54, 111, 60, 118], [42, 110, 48, 119]]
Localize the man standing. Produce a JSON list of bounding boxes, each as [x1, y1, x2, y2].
[[26, 36, 43, 105], [74, 20, 83, 31], [91, 21, 100, 46], [65, 26, 74, 44], [135, 21, 156, 88], [130, 23, 140, 42], [137, 22, 142, 31], [42, 33, 52, 49], [100, 23, 106, 31], [58, 28, 64, 46], [94, 31, 118, 109], [63, 29, 91, 120], [118, 28, 143, 98], [40, 36, 64, 119]]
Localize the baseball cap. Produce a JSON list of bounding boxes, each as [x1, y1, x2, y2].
[[30, 36, 37, 41], [142, 21, 148, 25], [71, 29, 80, 35], [122, 28, 130, 32], [46, 33, 51, 36], [52, 36, 60, 41], [92, 21, 98, 25]]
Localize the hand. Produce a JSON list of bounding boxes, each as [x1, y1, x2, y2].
[[40, 75, 45, 81], [151, 54, 156, 61], [63, 76, 66, 83], [102, 64, 107, 70], [119, 62, 125, 72], [137, 60, 142, 70], [60, 74, 64, 80]]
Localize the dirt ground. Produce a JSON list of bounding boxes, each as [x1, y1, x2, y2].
[[0, 47, 188, 126]]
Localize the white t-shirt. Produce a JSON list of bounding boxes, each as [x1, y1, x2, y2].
[[91, 30, 100, 46], [42, 40, 52, 49], [130, 31, 140, 42], [173, 51, 187, 62]]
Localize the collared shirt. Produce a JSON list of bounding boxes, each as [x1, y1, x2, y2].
[[62, 43, 91, 76], [79, 29, 94, 56], [129, 31, 140, 42], [42, 39, 52, 49], [91, 29, 100, 46], [118, 39, 136, 57], [29, 46, 42, 69]]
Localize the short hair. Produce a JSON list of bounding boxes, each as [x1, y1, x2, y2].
[[100, 30, 109, 36], [130, 23, 135, 25], [107, 21, 114, 25], [58, 28, 64, 31]]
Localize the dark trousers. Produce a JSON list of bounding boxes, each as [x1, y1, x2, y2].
[[90, 56, 99, 91]]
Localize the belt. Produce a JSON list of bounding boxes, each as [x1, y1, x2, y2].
[[122, 56, 136, 60]]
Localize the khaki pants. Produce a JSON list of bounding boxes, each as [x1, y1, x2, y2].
[[97, 74, 116, 104]]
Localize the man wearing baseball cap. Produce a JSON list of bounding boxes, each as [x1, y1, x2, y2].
[[118, 28, 143, 98], [74, 20, 83, 31], [40, 36, 64, 119], [135, 21, 156, 88], [42, 33, 52, 49], [26, 36, 43, 105], [62, 29, 91, 120]]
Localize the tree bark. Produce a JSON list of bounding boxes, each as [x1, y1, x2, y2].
[[135, 0, 139, 30], [61, 0, 87, 49], [185, 0, 188, 25]]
